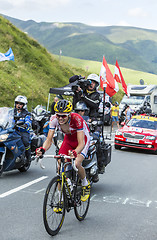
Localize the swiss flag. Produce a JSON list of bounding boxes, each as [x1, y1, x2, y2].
[[114, 60, 130, 97], [99, 56, 119, 97]]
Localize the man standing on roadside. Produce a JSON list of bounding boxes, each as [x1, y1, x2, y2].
[[51, 96, 59, 115], [111, 101, 119, 131]]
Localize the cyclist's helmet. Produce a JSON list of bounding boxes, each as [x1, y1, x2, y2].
[[87, 73, 100, 87], [54, 99, 72, 113], [14, 95, 28, 109], [115, 101, 119, 105]]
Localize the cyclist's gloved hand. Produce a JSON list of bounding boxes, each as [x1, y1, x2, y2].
[[68, 150, 77, 158], [36, 147, 45, 158], [72, 150, 77, 158]]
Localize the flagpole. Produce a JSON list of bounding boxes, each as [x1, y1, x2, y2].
[[102, 83, 107, 140]]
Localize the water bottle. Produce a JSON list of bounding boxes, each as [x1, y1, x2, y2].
[[66, 178, 73, 192]]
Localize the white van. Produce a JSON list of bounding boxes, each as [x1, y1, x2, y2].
[[119, 85, 157, 114], [151, 89, 157, 114]]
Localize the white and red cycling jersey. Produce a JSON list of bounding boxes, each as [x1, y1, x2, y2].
[[49, 112, 90, 158]]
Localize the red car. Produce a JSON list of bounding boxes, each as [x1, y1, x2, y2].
[[114, 114, 157, 154]]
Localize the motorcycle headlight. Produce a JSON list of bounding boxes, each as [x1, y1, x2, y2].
[[116, 131, 122, 136], [0, 134, 9, 142], [145, 136, 156, 140], [90, 165, 97, 176]]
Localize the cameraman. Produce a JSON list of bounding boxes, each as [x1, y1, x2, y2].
[[73, 74, 101, 119], [71, 74, 105, 174]]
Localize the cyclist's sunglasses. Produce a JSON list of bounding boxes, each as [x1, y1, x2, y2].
[[15, 102, 23, 105], [56, 113, 70, 119]]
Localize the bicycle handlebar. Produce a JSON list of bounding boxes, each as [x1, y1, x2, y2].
[[35, 154, 78, 172], [45, 154, 78, 172]]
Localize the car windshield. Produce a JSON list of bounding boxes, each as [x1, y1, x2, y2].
[[127, 118, 157, 130], [121, 95, 145, 105], [0, 107, 14, 129]]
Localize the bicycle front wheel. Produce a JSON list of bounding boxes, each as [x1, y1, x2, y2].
[[43, 176, 65, 236], [74, 181, 90, 221]]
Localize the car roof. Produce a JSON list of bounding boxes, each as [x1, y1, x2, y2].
[[132, 115, 157, 122]]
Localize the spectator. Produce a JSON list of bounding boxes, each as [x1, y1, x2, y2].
[[125, 105, 131, 123], [43, 118, 50, 137], [51, 96, 59, 115], [111, 101, 119, 131]]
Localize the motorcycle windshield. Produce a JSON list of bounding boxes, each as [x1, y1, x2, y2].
[[0, 107, 14, 129]]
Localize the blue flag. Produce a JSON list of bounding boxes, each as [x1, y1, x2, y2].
[[0, 48, 14, 62]]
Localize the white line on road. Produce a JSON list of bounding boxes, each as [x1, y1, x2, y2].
[[0, 176, 48, 198], [35, 188, 45, 194]]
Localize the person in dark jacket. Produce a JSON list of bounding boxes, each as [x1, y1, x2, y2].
[[73, 74, 105, 173], [51, 96, 59, 115], [14, 95, 32, 165], [73, 74, 101, 119]]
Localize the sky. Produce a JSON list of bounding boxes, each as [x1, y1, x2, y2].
[[0, 0, 157, 31]]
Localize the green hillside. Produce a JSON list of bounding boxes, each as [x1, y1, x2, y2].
[[57, 55, 157, 85], [0, 16, 87, 110], [3, 15, 157, 75], [0, 15, 156, 111], [57, 55, 157, 103]]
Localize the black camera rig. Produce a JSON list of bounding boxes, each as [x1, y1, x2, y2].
[[69, 75, 92, 92]]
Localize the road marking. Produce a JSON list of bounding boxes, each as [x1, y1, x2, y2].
[[91, 195, 157, 209], [35, 188, 45, 194], [0, 176, 48, 198]]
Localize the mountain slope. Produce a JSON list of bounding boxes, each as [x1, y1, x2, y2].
[[2, 14, 157, 75], [0, 16, 86, 109]]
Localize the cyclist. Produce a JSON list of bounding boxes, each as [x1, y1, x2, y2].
[[36, 99, 91, 201], [14, 95, 32, 165]]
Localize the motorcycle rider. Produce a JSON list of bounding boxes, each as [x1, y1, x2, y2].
[[36, 99, 91, 202], [14, 95, 32, 165]]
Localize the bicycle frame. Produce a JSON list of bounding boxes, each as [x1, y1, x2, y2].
[[61, 162, 73, 201], [47, 155, 78, 209]]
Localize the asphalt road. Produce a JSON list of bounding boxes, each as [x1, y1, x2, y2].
[[1, 130, 157, 240]]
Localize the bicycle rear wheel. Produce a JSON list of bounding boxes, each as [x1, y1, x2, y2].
[[43, 176, 65, 236], [74, 180, 90, 221]]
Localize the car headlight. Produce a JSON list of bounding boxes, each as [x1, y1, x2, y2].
[[116, 131, 122, 136], [0, 134, 9, 142], [145, 136, 156, 140]]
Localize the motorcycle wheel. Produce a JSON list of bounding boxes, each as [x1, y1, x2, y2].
[[18, 162, 31, 172]]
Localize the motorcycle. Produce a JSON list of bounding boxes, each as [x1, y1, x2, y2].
[[0, 107, 46, 176], [31, 105, 50, 135]]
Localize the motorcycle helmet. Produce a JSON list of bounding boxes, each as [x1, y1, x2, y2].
[[14, 95, 28, 109], [54, 99, 72, 113], [75, 101, 88, 111], [87, 74, 100, 87]]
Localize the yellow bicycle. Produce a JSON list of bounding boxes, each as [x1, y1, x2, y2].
[[43, 154, 91, 236]]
